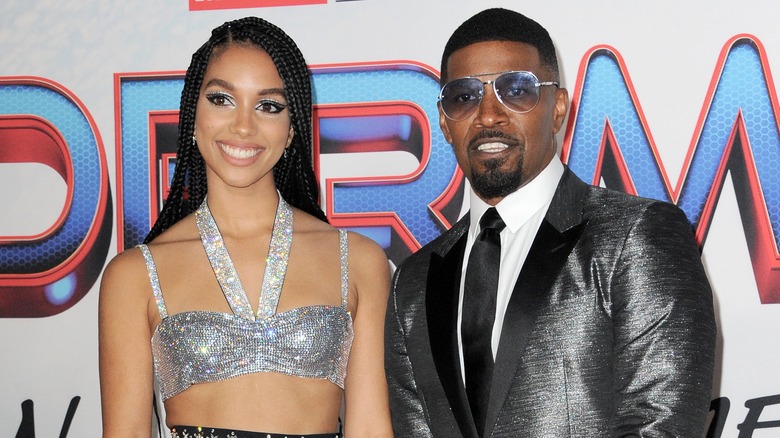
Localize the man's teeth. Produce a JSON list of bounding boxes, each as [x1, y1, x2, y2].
[[220, 143, 261, 159], [477, 142, 509, 153]]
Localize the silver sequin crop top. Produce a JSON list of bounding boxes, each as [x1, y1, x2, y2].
[[138, 197, 354, 401]]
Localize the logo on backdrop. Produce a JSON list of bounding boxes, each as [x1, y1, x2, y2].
[[189, 0, 344, 11], [563, 35, 780, 305], [115, 63, 463, 265], [115, 35, 780, 303], [2, 35, 778, 320], [0, 77, 112, 318], [2, 32, 779, 437]]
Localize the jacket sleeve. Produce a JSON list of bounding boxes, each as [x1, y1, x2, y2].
[[610, 201, 716, 437], [385, 267, 434, 438]]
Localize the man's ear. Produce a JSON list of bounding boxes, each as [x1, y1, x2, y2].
[[438, 104, 453, 144], [552, 87, 569, 134]]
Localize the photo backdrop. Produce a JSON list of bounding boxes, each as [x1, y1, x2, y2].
[[1, 1, 779, 436]]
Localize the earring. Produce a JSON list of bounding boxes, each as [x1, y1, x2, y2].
[[283, 148, 289, 159], [192, 135, 197, 145]]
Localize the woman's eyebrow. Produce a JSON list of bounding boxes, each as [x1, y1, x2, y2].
[[203, 78, 286, 99]]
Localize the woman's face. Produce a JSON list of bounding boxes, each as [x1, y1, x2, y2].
[[194, 43, 294, 192]]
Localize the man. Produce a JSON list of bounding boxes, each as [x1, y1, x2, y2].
[[385, 8, 716, 437]]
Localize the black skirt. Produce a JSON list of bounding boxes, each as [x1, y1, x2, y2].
[[170, 425, 341, 438]]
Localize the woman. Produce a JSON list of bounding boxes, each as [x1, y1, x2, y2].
[[99, 17, 392, 437]]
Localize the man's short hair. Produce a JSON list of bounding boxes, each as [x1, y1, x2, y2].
[[440, 8, 559, 84]]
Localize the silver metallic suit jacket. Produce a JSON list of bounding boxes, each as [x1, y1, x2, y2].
[[385, 168, 716, 437]]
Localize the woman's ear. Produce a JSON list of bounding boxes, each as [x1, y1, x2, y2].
[[286, 125, 294, 148]]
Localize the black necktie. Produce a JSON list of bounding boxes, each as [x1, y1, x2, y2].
[[462, 207, 505, 437]]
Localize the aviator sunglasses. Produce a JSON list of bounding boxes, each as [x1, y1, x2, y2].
[[438, 70, 559, 121]]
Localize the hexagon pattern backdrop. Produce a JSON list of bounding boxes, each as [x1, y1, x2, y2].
[[1, 1, 779, 436]]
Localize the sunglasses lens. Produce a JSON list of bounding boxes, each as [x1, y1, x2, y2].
[[495, 72, 541, 113], [439, 78, 483, 120], [439, 72, 545, 120]]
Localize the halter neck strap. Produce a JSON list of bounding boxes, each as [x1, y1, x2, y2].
[[195, 194, 293, 320]]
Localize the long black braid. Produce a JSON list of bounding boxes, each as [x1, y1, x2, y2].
[[144, 16, 327, 243]]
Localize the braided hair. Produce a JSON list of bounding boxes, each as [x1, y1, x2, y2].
[[144, 16, 327, 243]]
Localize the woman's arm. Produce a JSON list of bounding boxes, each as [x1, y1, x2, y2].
[[98, 249, 157, 437], [342, 232, 393, 437]]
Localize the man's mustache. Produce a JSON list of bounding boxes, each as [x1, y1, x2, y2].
[[467, 130, 520, 150]]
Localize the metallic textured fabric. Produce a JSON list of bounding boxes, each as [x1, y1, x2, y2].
[[170, 424, 342, 437], [386, 168, 716, 437], [139, 197, 353, 401]]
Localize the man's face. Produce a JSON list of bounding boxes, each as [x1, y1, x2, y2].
[[439, 40, 568, 205]]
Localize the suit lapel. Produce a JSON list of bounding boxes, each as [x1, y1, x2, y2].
[[426, 232, 479, 438], [484, 168, 589, 436]]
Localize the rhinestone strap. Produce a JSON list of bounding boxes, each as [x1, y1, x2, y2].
[[195, 194, 293, 321], [138, 244, 168, 318], [257, 196, 293, 319], [338, 229, 348, 308]]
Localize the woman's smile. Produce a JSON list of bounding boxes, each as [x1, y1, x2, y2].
[[217, 141, 263, 161]]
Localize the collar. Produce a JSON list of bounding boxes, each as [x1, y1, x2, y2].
[[468, 155, 564, 235]]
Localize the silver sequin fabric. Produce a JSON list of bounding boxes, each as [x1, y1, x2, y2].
[[138, 196, 353, 401], [170, 425, 342, 438]]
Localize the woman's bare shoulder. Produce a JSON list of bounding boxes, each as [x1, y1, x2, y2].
[[345, 230, 386, 261], [343, 230, 391, 294], [291, 207, 333, 232], [146, 213, 198, 246], [100, 245, 150, 305], [102, 214, 198, 293], [292, 209, 386, 266]]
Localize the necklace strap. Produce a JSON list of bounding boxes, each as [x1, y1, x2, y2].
[[257, 196, 293, 319], [195, 194, 293, 321], [338, 229, 349, 308]]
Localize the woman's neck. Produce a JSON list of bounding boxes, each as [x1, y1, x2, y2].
[[204, 181, 282, 238]]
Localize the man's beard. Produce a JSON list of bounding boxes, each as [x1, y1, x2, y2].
[[470, 155, 524, 199]]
